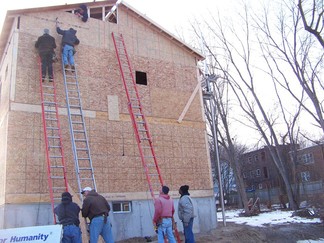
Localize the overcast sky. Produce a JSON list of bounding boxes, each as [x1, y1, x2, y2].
[[0, 0, 239, 36]]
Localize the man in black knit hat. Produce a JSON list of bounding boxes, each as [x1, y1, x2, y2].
[[54, 191, 82, 243], [178, 185, 195, 243]]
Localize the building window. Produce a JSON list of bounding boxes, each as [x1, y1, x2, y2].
[[298, 153, 314, 164], [256, 169, 261, 177], [243, 172, 247, 179], [263, 166, 268, 178], [258, 183, 263, 189], [248, 156, 252, 163], [254, 154, 259, 162], [301, 171, 310, 182], [112, 201, 132, 213], [136, 71, 147, 85], [68, 5, 118, 23]]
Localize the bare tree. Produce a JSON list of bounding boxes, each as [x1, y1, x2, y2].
[[298, 0, 324, 48], [193, 3, 314, 209], [254, 0, 324, 134]]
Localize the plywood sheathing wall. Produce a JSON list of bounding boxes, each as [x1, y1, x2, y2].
[[5, 5, 212, 203]]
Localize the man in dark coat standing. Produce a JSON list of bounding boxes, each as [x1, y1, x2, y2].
[[54, 192, 82, 243], [81, 187, 114, 243], [35, 29, 56, 81], [56, 21, 80, 71]]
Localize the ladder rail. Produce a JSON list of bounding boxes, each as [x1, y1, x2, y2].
[[38, 58, 69, 223]]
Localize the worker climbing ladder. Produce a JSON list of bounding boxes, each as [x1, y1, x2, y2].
[[111, 32, 181, 242], [38, 61, 68, 224], [61, 61, 97, 197]]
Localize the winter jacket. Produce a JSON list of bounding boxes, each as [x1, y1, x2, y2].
[[54, 197, 80, 226], [178, 195, 195, 224], [153, 193, 175, 224], [56, 27, 80, 47], [82, 190, 111, 221], [35, 34, 56, 55]]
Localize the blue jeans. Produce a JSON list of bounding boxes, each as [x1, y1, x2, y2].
[[62, 225, 82, 243], [90, 216, 114, 243], [157, 218, 176, 243], [183, 218, 195, 243], [62, 44, 75, 66]]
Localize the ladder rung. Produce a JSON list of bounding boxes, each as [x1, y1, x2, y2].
[[49, 155, 63, 159], [75, 139, 86, 142], [76, 148, 88, 151], [70, 105, 81, 108], [51, 176, 64, 179], [74, 130, 85, 133], [45, 118, 58, 121], [49, 145, 62, 148], [78, 158, 90, 160], [44, 109, 56, 113], [47, 127, 59, 130], [50, 165, 64, 169], [72, 121, 84, 124], [79, 167, 92, 171], [48, 136, 60, 139]]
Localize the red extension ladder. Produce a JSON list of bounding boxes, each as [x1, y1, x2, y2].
[[111, 32, 181, 242], [38, 59, 68, 223]]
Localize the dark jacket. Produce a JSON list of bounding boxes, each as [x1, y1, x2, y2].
[[35, 34, 56, 55], [54, 197, 81, 226], [56, 27, 80, 47], [76, 4, 88, 22], [82, 190, 111, 221]]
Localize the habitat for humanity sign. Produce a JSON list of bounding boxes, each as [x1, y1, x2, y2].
[[0, 224, 62, 242]]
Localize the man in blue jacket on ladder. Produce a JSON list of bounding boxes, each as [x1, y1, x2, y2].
[[56, 19, 80, 72]]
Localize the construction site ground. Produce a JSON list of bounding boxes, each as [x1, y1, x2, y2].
[[117, 222, 324, 242]]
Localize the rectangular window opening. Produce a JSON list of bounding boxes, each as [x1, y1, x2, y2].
[[263, 167, 268, 178], [136, 71, 147, 85], [112, 201, 132, 213]]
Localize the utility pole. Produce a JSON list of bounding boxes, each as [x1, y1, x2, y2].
[[203, 74, 226, 226]]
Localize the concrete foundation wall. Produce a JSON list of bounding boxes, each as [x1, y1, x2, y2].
[[1, 196, 217, 241]]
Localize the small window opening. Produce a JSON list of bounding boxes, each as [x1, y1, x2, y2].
[[263, 166, 268, 178], [136, 71, 147, 85], [90, 7, 104, 20], [112, 201, 131, 213]]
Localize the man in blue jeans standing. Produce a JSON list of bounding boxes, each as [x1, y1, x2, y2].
[[178, 185, 195, 243], [153, 186, 176, 243], [54, 192, 82, 243], [81, 187, 114, 243], [56, 20, 80, 71]]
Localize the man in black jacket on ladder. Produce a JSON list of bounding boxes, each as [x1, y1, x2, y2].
[[35, 28, 57, 82]]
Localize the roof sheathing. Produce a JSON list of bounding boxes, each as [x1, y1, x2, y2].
[[121, 2, 204, 61]]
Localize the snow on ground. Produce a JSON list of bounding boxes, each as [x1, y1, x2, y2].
[[217, 209, 321, 227], [217, 208, 324, 242]]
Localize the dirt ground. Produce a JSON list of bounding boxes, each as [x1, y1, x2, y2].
[[117, 222, 324, 243]]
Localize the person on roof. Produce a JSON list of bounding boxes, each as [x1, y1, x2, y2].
[[35, 28, 56, 82], [54, 192, 82, 243], [81, 187, 114, 243], [56, 21, 80, 71], [75, 4, 89, 22], [153, 186, 176, 243]]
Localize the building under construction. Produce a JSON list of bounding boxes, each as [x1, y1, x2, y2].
[[0, 0, 217, 240]]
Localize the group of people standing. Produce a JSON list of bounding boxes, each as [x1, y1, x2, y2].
[[54, 184, 195, 243], [153, 185, 196, 243], [35, 5, 87, 82], [54, 187, 114, 243]]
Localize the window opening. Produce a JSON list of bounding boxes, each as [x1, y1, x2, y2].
[[112, 201, 132, 213], [136, 71, 147, 85], [89, 7, 104, 20], [256, 169, 261, 177]]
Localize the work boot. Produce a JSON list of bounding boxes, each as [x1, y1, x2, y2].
[[42, 76, 45, 82], [71, 65, 75, 72], [64, 64, 69, 69], [49, 76, 53, 82]]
